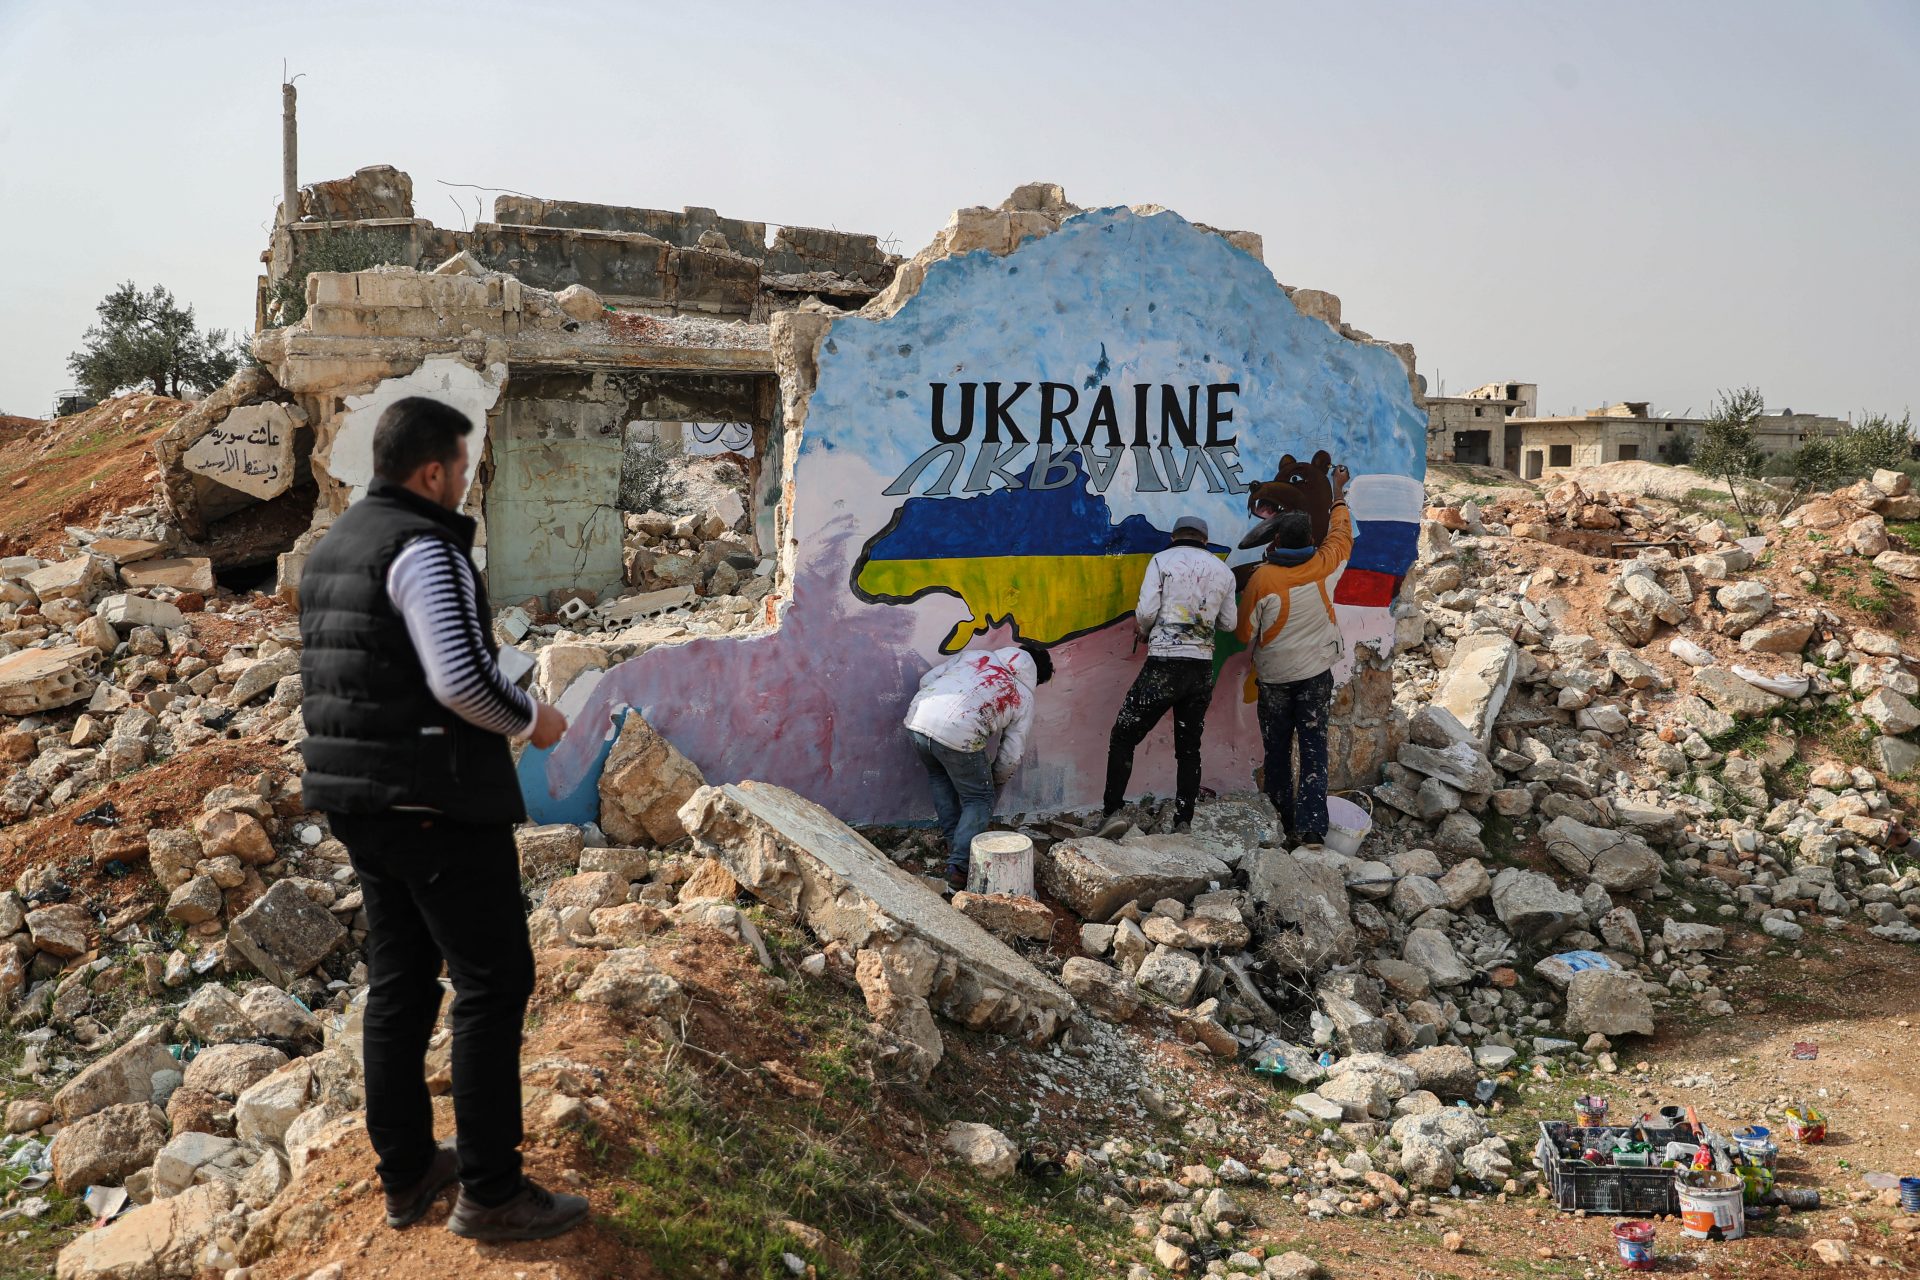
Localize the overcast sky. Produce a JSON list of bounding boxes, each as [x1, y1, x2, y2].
[[1, 0, 1914, 422]]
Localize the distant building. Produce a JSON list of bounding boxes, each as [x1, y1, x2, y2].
[[1423, 381, 1536, 470], [1426, 385, 1849, 478]]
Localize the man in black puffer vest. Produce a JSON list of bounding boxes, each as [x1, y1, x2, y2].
[[300, 395, 587, 1241]]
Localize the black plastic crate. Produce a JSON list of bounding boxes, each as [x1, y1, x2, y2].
[[1535, 1121, 1686, 1216]]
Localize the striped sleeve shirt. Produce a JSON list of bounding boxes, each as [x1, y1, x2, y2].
[[385, 536, 537, 740]]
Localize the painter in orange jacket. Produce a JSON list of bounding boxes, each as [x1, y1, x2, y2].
[[1234, 464, 1353, 844]]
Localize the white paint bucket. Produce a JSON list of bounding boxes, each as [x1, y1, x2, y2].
[[1677, 1171, 1746, 1241], [1324, 796, 1372, 857]]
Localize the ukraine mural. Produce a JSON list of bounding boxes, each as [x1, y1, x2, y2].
[[524, 203, 1426, 825]]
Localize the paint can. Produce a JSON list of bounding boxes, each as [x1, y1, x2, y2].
[[1783, 1105, 1826, 1143], [1732, 1125, 1772, 1158], [1612, 1220, 1656, 1271], [1324, 794, 1372, 857], [1677, 1170, 1746, 1241], [1574, 1094, 1609, 1126], [1658, 1105, 1688, 1129], [1901, 1178, 1920, 1214]]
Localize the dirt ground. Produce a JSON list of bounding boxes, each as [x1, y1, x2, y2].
[[0, 395, 186, 558]]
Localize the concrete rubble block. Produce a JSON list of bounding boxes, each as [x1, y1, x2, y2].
[[49, 1101, 169, 1194], [679, 782, 1073, 1052], [1315, 1065, 1399, 1120], [1436, 858, 1492, 908], [1563, 967, 1655, 1038], [942, 1121, 1017, 1180], [1395, 741, 1497, 795], [54, 1026, 179, 1122], [120, 557, 215, 593], [182, 402, 297, 502], [228, 650, 300, 705], [165, 875, 223, 926], [576, 948, 689, 1019], [1661, 920, 1726, 952], [238, 985, 323, 1045], [1871, 735, 1920, 778], [1433, 634, 1519, 746], [1490, 867, 1584, 946], [181, 1043, 288, 1100], [54, 1178, 235, 1280], [1060, 956, 1140, 1022], [1318, 990, 1390, 1054], [26, 554, 110, 603], [0, 645, 98, 715], [554, 283, 607, 324], [543, 871, 626, 914], [1874, 549, 1920, 580], [1036, 834, 1229, 921], [1862, 688, 1920, 735], [86, 539, 165, 567], [598, 586, 695, 624], [1134, 944, 1203, 1005], [1401, 1044, 1478, 1099], [1401, 927, 1473, 987], [515, 823, 584, 881], [1249, 847, 1358, 969], [27, 901, 93, 958], [177, 983, 255, 1044], [234, 1057, 314, 1149], [227, 879, 347, 988], [1740, 618, 1814, 655], [299, 164, 413, 219], [1692, 667, 1784, 717], [599, 712, 706, 847], [952, 891, 1054, 944], [193, 810, 273, 864], [1540, 816, 1663, 891], [97, 594, 184, 631], [150, 1131, 243, 1199], [1599, 906, 1645, 954]]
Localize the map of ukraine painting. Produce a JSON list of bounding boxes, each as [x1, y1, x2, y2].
[[522, 202, 1428, 825]]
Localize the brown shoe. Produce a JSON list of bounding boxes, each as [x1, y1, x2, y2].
[[945, 866, 968, 893], [385, 1141, 459, 1228], [447, 1177, 590, 1242]]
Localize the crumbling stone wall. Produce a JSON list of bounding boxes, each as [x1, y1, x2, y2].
[[522, 184, 1427, 826]]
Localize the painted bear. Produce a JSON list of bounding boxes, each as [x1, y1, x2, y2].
[[1232, 449, 1336, 589]]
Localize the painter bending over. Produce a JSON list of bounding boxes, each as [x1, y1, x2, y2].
[[903, 642, 1054, 890], [1235, 463, 1353, 846], [1096, 514, 1237, 838]]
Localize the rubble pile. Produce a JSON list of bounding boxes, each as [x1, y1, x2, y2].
[[11, 390, 1920, 1278]]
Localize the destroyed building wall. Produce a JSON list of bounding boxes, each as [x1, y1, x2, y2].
[[524, 190, 1428, 825]]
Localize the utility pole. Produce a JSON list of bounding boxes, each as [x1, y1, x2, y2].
[[281, 79, 299, 226]]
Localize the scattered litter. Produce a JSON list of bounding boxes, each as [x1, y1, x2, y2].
[[73, 799, 118, 827], [1783, 1104, 1826, 1143], [1789, 1042, 1819, 1060], [83, 1185, 129, 1226]]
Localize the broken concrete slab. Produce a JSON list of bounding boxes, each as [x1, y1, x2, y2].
[[97, 593, 184, 631], [1432, 634, 1518, 747], [1692, 666, 1783, 717], [0, 645, 97, 715], [182, 402, 297, 502], [1540, 815, 1664, 892], [226, 879, 346, 988], [53, 1026, 177, 1122], [120, 557, 215, 594], [680, 782, 1072, 1070], [25, 554, 109, 603], [599, 712, 705, 846], [86, 538, 166, 566], [1490, 868, 1584, 946], [53, 1179, 234, 1280], [1036, 835, 1229, 921], [598, 586, 695, 624]]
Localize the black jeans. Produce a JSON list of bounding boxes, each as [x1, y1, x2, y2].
[[1103, 656, 1216, 825], [1256, 669, 1334, 841], [331, 811, 535, 1207]]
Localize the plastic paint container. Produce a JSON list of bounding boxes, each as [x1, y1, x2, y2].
[[1576, 1095, 1610, 1126], [1783, 1106, 1826, 1143], [1678, 1171, 1747, 1241], [1732, 1125, 1772, 1157], [1612, 1220, 1655, 1270], [1902, 1177, 1920, 1214], [1323, 795, 1372, 857]]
